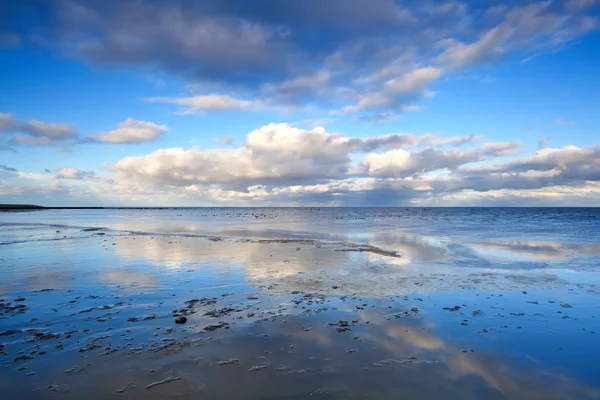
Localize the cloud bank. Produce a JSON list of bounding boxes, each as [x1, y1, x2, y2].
[[4, 123, 597, 206]]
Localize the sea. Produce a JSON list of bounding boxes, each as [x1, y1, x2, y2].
[[0, 207, 599, 399]]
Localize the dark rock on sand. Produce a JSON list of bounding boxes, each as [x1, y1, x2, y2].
[[175, 316, 187, 324], [0, 329, 22, 336], [204, 307, 239, 318], [443, 306, 461, 312], [32, 331, 61, 340], [203, 322, 229, 331], [216, 359, 240, 366], [329, 320, 349, 327], [0, 301, 28, 317]]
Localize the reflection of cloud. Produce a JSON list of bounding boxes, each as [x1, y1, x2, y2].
[[367, 233, 449, 263], [357, 310, 599, 399], [289, 329, 332, 348], [386, 325, 444, 350], [204, 309, 600, 400], [359, 309, 444, 354], [444, 352, 520, 396], [440, 350, 600, 399], [111, 235, 348, 279], [469, 240, 600, 262], [101, 271, 156, 285]]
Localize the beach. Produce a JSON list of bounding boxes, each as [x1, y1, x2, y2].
[[1, 208, 599, 399]]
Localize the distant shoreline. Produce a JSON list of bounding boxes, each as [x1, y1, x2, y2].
[[0, 204, 104, 210], [1, 204, 598, 210]]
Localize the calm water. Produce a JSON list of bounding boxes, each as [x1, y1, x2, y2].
[[1, 208, 599, 399], [2, 206, 599, 243]]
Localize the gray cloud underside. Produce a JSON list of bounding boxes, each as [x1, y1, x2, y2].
[[0, 164, 18, 172], [0, 112, 78, 147]]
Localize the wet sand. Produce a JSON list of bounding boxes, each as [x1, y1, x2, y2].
[[1, 216, 600, 399]]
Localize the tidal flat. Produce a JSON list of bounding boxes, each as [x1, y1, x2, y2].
[[1, 208, 599, 399]]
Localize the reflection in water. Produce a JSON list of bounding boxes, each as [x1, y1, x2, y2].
[[470, 239, 600, 260], [1, 209, 599, 399], [2, 296, 597, 400], [112, 235, 350, 279]]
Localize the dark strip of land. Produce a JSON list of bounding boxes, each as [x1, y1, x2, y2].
[[0, 204, 104, 210]]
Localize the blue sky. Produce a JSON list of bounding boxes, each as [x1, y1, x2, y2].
[[0, 0, 599, 206]]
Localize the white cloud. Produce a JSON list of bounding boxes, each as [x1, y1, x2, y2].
[[55, 167, 96, 180], [90, 123, 600, 206], [93, 118, 168, 144], [5, 133, 595, 206], [146, 95, 266, 114], [539, 138, 550, 149]]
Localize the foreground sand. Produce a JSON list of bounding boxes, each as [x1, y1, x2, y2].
[[1, 225, 599, 399]]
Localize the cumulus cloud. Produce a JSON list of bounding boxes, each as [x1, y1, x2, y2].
[[68, 122, 597, 206], [92, 118, 168, 144], [6, 123, 594, 206], [110, 124, 479, 189]]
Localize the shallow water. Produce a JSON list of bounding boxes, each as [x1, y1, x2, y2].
[[0, 208, 599, 399]]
